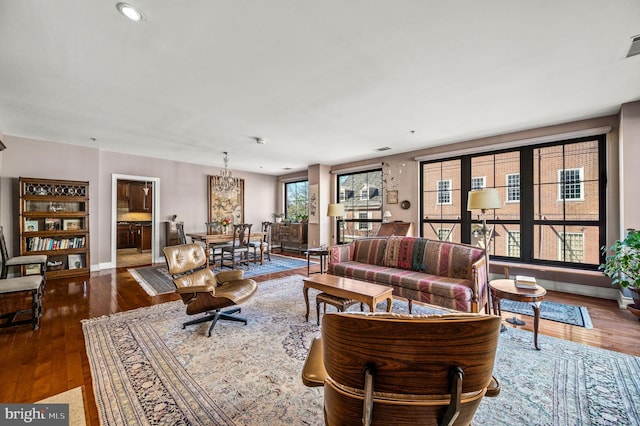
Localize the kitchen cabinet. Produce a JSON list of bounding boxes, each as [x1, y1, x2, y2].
[[136, 224, 152, 253], [128, 182, 152, 212], [117, 182, 129, 200], [117, 222, 151, 251], [117, 224, 133, 249]]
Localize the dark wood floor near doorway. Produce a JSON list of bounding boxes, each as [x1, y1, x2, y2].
[[0, 252, 639, 426]]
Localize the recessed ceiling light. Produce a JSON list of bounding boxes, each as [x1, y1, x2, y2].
[[116, 3, 143, 22]]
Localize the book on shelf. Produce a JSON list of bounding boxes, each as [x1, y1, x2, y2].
[[515, 275, 537, 289]]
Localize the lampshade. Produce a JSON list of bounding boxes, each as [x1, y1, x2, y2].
[[327, 203, 345, 217], [383, 211, 392, 218], [467, 188, 501, 211]]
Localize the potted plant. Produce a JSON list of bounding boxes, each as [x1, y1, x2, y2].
[[600, 229, 640, 310], [272, 213, 284, 223]]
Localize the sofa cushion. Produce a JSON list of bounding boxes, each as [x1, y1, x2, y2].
[[424, 240, 484, 280], [353, 238, 387, 266], [329, 261, 474, 306]]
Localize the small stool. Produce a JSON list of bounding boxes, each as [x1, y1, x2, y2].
[[316, 292, 363, 325]]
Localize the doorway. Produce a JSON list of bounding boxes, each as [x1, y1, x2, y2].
[[111, 174, 160, 268]]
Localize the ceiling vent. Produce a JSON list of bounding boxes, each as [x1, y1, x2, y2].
[[376, 147, 392, 152], [626, 34, 640, 58]]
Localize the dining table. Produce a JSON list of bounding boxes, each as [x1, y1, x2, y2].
[[187, 231, 267, 266]]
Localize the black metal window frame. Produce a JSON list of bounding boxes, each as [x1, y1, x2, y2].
[[284, 179, 309, 220], [336, 168, 383, 244], [420, 134, 607, 270]]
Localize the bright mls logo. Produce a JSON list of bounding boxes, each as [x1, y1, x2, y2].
[[0, 404, 68, 425]]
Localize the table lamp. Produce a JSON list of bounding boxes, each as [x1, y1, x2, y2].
[[327, 203, 345, 244], [383, 210, 392, 223]]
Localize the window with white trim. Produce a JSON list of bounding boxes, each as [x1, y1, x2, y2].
[[471, 176, 485, 191], [436, 180, 452, 205], [506, 230, 521, 257], [437, 228, 452, 241], [558, 168, 583, 200], [360, 187, 369, 200], [358, 212, 372, 230], [506, 173, 520, 202], [559, 232, 584, 263]]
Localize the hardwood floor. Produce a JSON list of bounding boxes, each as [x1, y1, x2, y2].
[[0, 253, 638, 426]]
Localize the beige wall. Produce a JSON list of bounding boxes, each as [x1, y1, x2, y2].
[[0, 136, 278, 268], [620, 101, 640, 235]]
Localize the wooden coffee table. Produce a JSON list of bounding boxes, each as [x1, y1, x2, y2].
[[303, 274, 393, 323], [489, 278, 547, 350]]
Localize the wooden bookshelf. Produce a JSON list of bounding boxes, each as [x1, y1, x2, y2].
[[19, 177, 90, 279]]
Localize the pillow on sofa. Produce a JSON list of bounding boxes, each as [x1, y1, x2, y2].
[[424, 240, 484, 280], [353, 238, 387, 266]]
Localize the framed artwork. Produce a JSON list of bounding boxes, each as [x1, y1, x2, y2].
[[63, 219, 81, 230], [308, 184, 319, 224], [24, 220, 39, 232], [387, 190, 399, 204], [68, 254, 84, 269], [208, 176, 245, 225], [45, 218, 61, 231]]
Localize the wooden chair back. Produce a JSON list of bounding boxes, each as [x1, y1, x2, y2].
[[231, 223, 252, 249], [321, 312, 501, 426], [261, 221, 272, 244], [0, 226, 10, 266]]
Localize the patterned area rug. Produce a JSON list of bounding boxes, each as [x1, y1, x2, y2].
[[128, 254, 313, 296], [37, 386, 86, 426], [500, 299, 594, 328], [83, 275, 640, 425]]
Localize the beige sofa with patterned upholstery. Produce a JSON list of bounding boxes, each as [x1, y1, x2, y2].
[[328, 236, 488, 313]]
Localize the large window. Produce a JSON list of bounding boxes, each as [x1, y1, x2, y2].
[[285, 180, 308, 221], [337, 169, 383, 243], [420, 136, 606, 268]]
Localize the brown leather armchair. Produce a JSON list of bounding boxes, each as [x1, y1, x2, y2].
[[302, 312, 501, 425], [163, 243, 258, 337]]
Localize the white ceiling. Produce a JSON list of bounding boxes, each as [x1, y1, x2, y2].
[[1, 1, 639, 175]]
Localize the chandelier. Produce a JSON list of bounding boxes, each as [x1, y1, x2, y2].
[[213, 151, 241, 194]]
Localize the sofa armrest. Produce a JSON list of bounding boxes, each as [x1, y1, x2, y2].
[[470, 255, 489, 313], [328, 243, 353, 264]]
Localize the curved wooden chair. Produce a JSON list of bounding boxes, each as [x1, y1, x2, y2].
[[302, 312, 502, 425], [163, 243, 258, 336]]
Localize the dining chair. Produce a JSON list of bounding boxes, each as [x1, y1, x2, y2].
[[221, 224, 252, 269], [249, 221, 272, 262], [0, 226, 48, 279]]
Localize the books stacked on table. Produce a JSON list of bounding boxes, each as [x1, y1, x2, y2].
[[515, 275, 537, 289]]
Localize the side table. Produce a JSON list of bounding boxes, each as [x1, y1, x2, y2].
[[306, 247, 329, 276], [489, 279, 547, 350]]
